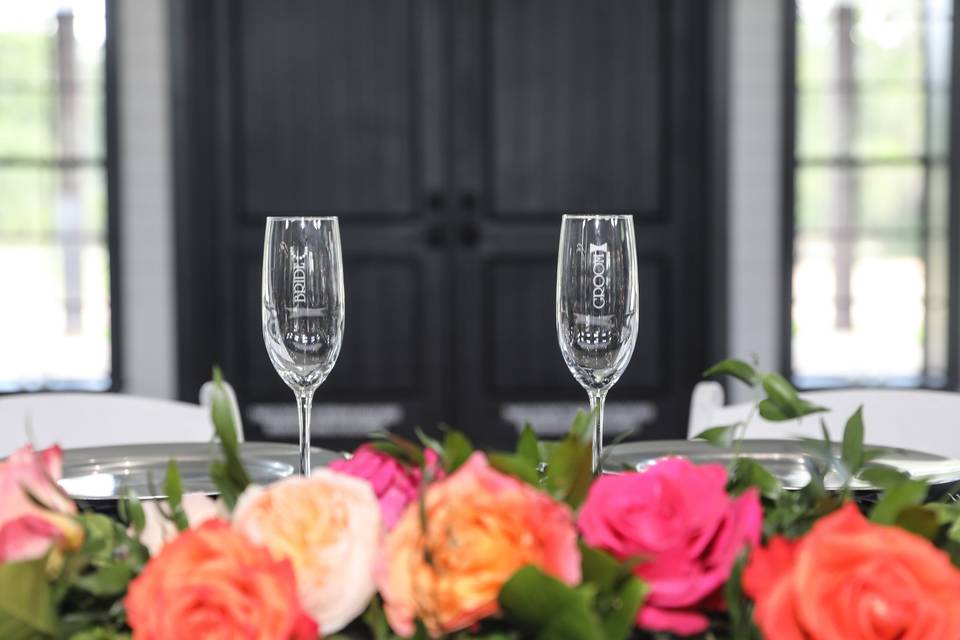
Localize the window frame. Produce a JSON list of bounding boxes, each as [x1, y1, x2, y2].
[[0, 0, 121, 394], [781, 0, 960, 390]]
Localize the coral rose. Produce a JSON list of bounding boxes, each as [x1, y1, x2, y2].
[[578, 458, 762, 636], [125, 519, 317, 640], [743, 503, 960, 639], [0, 445, 82, 562], [330, 444, 441, 530], [377, 452, 581, 637], [137, 493, 227, 556], [233, 471, 381, 635]]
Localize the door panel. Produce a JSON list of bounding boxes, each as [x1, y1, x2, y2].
[[489, 0, 663, 215], [172, 0, 720, 448], [452, 0, 712, 444], [238, 0, 418, 216], [174, 0, 450, 447]]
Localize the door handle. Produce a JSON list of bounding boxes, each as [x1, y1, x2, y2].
[[425, 224, 446, 248], [459, 192, 477, 212], [459, 222, 479, 247], [427, 192, 445, 212]]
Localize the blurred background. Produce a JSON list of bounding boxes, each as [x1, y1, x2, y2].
[[0, 0, 956, 449]]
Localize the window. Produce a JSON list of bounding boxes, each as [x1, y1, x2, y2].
[[790, 0, 953, 387], [0, 1, 113, 390]]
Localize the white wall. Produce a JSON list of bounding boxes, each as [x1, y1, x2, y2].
[[727, 0, 785, 400], [117, 0, 177, 399]]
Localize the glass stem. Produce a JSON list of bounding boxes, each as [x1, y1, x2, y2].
[[589, 389, 607, 475], [296, 388, 314, 476]]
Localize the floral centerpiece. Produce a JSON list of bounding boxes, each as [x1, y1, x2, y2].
[[4, 362, 960, 639]]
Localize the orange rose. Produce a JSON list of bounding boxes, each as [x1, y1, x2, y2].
[[744, 503, 960, 639], [125, 519, 317, 640], [377, 453, 581, 637]]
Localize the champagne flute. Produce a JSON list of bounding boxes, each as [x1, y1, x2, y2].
[[262, 217, 345, 475], [556, 215, 638, 473]]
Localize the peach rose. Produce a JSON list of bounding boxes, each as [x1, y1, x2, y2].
[[125, 519, 317, 640], [744, 503, 960, 639], [233, 471, 381, 634], [0, 445, 82, 562], [377, 452, 581, 637], [137, 493, 227, 556]]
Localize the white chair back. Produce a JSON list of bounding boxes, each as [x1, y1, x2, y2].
[[0, 383, 244, 457], [688, 380, 960, 458]]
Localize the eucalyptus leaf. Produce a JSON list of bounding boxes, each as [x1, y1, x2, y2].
[[516, 425, 541, 467], [758, 399, 790, 422], [209, 367, 251, 501], [544, 435, 593, 508], [569, 410, 595, 442], [730, 457, 782, 499], [414, 427, 443, 456], [693, 425, 736, 448], [441, 430, 473, 472], [841, 407, 865, 475], [488, 453, 540, 486], [761, 373, 800, 413], [703, 359, 760, 387], [857, 465, 910, 489]]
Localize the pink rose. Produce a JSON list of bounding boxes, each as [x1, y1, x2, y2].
[[0, 445, 83, 562], [578, 458, 762, 636], [330, 444, 441, 529]]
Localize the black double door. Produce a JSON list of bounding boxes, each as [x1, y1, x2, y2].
[[172, 0, 725, 447]]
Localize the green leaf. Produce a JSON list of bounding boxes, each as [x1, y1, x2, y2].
[[209, 461, 240, 510], [703, 359, 760, 387], [730, 457, 782, 499], [73, 563, 134, 598], [797, 398, 829, 417], [858, 465, 910, 489], [693, 425, 736, 447], [758, 373, 827, 421], [163, 461, 189, 531], [569, 410, 595, 442], [758, 398, 790, 421], [761, 372, 800, 412], [370, 432, 426, 467], [841, 407, 865, 475], [544, 435, 594, 509], [414, 427, 443, 457], [871, 478, 928, 524], [599, 576, 646, 640], [360, 597, 394, 640], [499, 565, 604, 640], [0, 558, 56, 639], [516, 425, 541, 467], [895, 505, 940, 540], [441, 430, 474, 472], [209, 367, 251, 506], [724, 552, 762, 639], [489, 453, 540, 486], [579, 545, 647, 640]]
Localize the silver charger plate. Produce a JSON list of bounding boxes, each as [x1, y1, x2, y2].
[[602, 439, 960, 491], [59, 442, 343, 501]]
